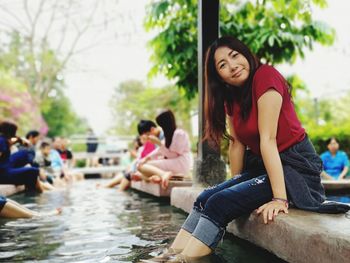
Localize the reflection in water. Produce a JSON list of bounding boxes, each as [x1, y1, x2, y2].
[[0, 180, 285, 263]]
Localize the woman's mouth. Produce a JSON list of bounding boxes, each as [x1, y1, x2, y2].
[[232, 69, 243, 78]]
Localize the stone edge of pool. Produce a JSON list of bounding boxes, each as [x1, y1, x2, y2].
[[171, 187, 350, 263]]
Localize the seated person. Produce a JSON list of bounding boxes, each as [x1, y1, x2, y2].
[[0, 195, 61, 218], [35, 141, 55, 184], [320, 137, 349, 180], [100, 129, 156, 191], [137, 110, 192, 189], [58, 138, 74, 168], [17, 130, 40, 166], [0, 121, 50, 192]]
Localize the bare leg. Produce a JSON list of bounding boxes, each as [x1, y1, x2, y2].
[[138, 164, 173, 188], [0, 201, 37, 218], [35, 178, 44, 193], [118, 178, 131, 191], [180, 236, 212, 257], [1, 199, 62, 218], [40, 181, 55, 191], [170, 229, 192, 252], [104, 174, 124, 188], [138, 163, 165, 177]]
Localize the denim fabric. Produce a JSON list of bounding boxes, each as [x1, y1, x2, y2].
[[182, 172, 273, 249], [182, 208, 202, 234], [192, 215, 225, 249], [0, 150, 39, 190], [0, 196, 6, 212]]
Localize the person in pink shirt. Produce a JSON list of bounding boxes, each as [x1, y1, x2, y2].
[[137, 110, 192, 189], [99, 129, 157, 191]]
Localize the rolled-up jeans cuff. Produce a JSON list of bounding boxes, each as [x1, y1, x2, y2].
[[181, 208, 202, 234], [191, 215, 225, 249]]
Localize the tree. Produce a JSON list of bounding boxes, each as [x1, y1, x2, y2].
[[109, 80, 197, 137], [0, 69, 48, 135], [42, 89, 89, 137], [0, 0, 131, 105], [145, 0, 335, 99]]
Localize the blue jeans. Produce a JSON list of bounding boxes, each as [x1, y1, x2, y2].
[[0, 150, 39, 191], [182, 171, 273, 249]]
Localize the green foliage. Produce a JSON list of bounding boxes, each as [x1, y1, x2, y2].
[[308, 123, 350, 155], [0, 31, 88, 137], [0, 69, 48, 135], [42, 89, 89, 138], [299, 91, 350, 154], [109, 80, 197, 136], [0, 31, 63, 103], [145, 0, 335, 99]]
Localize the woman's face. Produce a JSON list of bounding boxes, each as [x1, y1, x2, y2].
[[214, 46, 250, 87], [327, 139, 339, 153]]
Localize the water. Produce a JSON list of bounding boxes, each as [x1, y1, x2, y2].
[[0, 180, 286, 263]]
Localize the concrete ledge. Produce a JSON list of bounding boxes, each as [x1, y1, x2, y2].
[[0, 185, 25, 197], [131, 180, 192, 197], [171, 187, 350, 263], [322, 179, 350, 190]]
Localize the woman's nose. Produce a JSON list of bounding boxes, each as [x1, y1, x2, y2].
[[228, 61, 238, 71]]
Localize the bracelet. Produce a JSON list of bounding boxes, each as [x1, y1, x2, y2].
[[272, 198, 289, 208]]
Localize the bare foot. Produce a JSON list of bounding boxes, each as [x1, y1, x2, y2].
[[161, 172, 173, 189], [149, 175, 162, 184], [38, 208, 62, 217]]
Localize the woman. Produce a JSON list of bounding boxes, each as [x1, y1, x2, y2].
[[137, 110, 192, 189], [0, 195, 61, 218], [99, 135, 155, 191], [154, 36, 349, 261], [0, 121, 48, 192], [320, 137, 349, 180]]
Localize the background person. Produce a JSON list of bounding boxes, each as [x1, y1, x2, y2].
[[320, 137, 349, 180], [137, 110, 192, 189]]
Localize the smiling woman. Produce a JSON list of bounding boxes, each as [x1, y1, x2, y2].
[[153, 36, 350, 261]]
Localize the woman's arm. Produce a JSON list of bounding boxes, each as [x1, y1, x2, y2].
[[339, 166, 349, 180], [256, 89, 288, 223], [227, 116, 245, 176]]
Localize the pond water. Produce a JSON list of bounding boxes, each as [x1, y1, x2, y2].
[[0, 180, 292, 263]]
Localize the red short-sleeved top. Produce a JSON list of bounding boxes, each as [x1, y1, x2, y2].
[[228, 64, 305, 155]]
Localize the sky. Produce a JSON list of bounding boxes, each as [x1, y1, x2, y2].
[[62, 0, 350, 135]]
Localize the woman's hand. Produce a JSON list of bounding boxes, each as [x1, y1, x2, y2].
[[147, 135, 161, 146], [256, 200, 288, 224]]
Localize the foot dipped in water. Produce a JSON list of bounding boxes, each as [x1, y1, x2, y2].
[[37, 208, 62, 217], [139, 248, 183, 262]]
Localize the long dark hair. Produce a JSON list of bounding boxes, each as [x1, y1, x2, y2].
[[0, 121, 18, 139], [156, 110, 177, 148], [204, 36, 261, 146]]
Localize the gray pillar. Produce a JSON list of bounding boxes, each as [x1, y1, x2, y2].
[[194, 0, 226, 187]]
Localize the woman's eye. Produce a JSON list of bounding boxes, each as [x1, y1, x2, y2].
[[231, 53, 238, 58], [219, 63, 226, 69]]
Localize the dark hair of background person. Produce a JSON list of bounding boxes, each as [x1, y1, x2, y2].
[[135, 136, 142, 148], [156, 110, 177, 148], [40, 141, 50, 149], [137, 120, 157, 135], [0, 121, 18, 139], [326, 137, 338, 145], [26, 130, 40, 139]]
